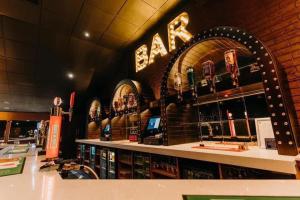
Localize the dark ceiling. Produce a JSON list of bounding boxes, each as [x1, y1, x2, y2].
[[0, 0, 180, 112]]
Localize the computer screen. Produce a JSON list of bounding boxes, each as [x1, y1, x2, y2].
[[147, 117, 161, 130], [104, 124, 110, 132]]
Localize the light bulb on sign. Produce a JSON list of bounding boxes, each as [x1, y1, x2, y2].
[[168, 12, 193, 51], [83, 31, 90, 38], [148, 33, 167, 64], [135, 44, 149, 72], [67, 73, 74, 79]]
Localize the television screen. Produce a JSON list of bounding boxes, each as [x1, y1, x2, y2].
[[147, 117, 160, 130]]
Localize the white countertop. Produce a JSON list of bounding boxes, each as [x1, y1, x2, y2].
[[1, 152, 300, 200], [76, 139, 300, 175]]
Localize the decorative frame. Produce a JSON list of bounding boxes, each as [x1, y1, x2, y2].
[[86, 98, 102, 139], [109, 79, 142, 140], [160, 26, 299, 155]]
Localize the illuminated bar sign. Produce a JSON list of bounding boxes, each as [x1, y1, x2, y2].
[[135, 12, 193, 72]]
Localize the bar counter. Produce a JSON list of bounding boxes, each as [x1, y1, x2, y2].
[[0, 151, 300, 200], [76, 139, 300, 175]]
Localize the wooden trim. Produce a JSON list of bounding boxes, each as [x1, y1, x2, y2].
[[0, 112, 48, 121]]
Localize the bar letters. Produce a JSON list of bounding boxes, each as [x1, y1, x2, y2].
[[135, 12, 193, 72]]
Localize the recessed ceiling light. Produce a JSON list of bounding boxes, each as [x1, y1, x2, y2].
[[84, 31, 90, 38], [67, 72, 74, 79]]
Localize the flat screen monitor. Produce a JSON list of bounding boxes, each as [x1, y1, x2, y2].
[[147, 117, 160, 130], [104, 124, 110, 132]]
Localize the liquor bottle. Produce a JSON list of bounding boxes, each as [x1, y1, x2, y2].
[[244, 111, 251, 139], [227, 110, 236, 138], [202, 60, 216, 93], [186, 66, 197, 98], [224, 49, 239, 87], [174, 72, 183, 102]]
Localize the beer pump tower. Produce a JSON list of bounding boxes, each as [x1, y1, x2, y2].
[[44, 92, 75, 161]]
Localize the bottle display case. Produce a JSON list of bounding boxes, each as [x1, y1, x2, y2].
[[159, 27, 299, 155], [220, 164, 296, 179], [103, 79, 154, 142], [89, 145, 96, 170], [99, 148, 108, 179], [107, 149, 116, 179], [163, 38, 267, 146], [180, 159, 219, 179], [87, 99, 102, 139], [133, 152, 150, 179], [83, 145, 90, 166], [151, 155, 179, 179], [117, 150, 133, 179], [76, 144, 85, 165], [77, 141, 297, 179]]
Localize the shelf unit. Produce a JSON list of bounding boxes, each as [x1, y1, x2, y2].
[[107, 149, 117, 179], [76, 144, 84, 164], [117, 150, 133, 179], [83, 145, 90, 165], [99, 148, 108, 179], [220, 164, 295, 179], [180, 159, 220, 179], [150, 155, 180, 179], [193, 82, 264, 107], [76, 142, 296, 179], [133, 152, 151, 179]]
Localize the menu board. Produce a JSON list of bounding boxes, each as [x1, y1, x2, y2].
[[183, 196, 300, 200]]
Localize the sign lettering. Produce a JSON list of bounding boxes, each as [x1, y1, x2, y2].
[[135, 12, 193, 72]]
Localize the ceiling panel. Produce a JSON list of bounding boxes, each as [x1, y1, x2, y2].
[[0, 93, 10, 101], [5, 40, 36, 61], [99, 32, 128, 49], [124, 0, 180, 45], [0, 16, 2, 37], [6, 58, 35, 75], [41, 10, 73, 34], [43, 0, 84, 23], [106, 17, 139, 40], [0, 0, 181, 112], [0, 0, 40, 24], [0, 58, 5, 70], [143, 0, 168, 9], [39, 28, 69, 61], [0, 70, 8, 84], [10, 85, 36, 96], [3, 17, 38, 45], [0, 83, 9, 94], [7, 72, 34, 86], [74, 3, 114, 42], [0, 39, 5, 56], [88, 0, 126, 15], [118, 0, 156, 26]]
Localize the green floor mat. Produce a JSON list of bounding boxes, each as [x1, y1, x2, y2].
[[0, 157, 26, 177]]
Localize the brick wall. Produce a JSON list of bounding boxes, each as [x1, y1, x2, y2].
[[133, 0, 300, 124]]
